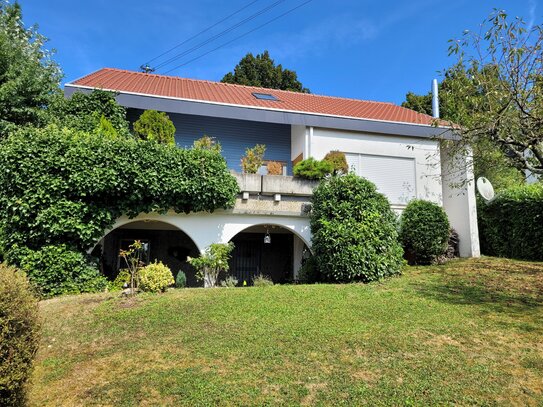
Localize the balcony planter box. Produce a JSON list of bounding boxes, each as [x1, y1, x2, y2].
[[261, 175, 318, 196], [232, 172, 261, 193]]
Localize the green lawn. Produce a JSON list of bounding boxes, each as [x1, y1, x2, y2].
[[29, 257, 543, 406]]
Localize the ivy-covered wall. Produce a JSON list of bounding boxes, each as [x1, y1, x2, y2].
[[0, 125, 239, 296]]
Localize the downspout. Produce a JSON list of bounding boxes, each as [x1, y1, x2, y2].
[[432, 79, 440, 119]]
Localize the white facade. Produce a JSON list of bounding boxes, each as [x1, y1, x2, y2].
[[102, 125, 479, 267], [288, 125, 479, 257], [310, 127, 443, 209]]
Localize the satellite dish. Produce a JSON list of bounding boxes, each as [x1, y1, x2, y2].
[[476, 177, 495, 202]]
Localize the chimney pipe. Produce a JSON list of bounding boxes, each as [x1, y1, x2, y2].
[[432, 78, 440, 119]]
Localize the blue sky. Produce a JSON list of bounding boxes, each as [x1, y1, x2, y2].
[[20, 0, 540, 104]]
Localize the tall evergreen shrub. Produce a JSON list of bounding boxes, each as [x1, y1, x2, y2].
[[311, 174, 404, 282]]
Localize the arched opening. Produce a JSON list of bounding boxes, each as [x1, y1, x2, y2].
[[228, 224, 310, 285], [94, 220, 200, 287]]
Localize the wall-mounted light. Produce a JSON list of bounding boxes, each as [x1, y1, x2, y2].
[[264, 226, 271, 244]]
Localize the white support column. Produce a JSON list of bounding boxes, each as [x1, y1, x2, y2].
[[440, 144, 480, 257], [304, 127, 310, 159], [292, 234, 305, 279], [308, 126, 313, 158]]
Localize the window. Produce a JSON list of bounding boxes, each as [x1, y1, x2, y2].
[[345, 153, 416, 205], [252, 92, 278, 101]]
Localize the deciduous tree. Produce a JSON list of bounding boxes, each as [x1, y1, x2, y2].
[[0, 1, 62, 137]]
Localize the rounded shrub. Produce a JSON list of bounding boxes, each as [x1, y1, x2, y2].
[[175, 270, 187, 288], [323, 151, 348, 174], [399, 199, 450, 265], [133, 110, 176, 145], [311, 174, 404, 282], [139, 261, 175, 293], [293, 158, 333, 180], [0, 264, 40, 406]]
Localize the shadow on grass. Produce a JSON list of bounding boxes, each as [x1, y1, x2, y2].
[[410, 258, 543, 321]]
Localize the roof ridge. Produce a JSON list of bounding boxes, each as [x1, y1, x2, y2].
[[87, 67, 399, 107]]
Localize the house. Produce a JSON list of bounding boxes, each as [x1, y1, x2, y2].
[[65, 68, 480, 286]]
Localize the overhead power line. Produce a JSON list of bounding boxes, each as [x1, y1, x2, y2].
[[142, 0, 260, 69], [163, 0, 313, 74], [154, 0, 287, 71]]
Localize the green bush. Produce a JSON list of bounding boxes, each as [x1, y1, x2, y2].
[[0, 126, 238, 295], [399, 200, 450, 265], [188, 243, 234, 287], [478, 183, 543, 260], [323, 151, 348, 174], [241, 144, 266, 174], [139, 261, 174, 293], [221, 275, 239, 288], [111, 269, 131, 291], [193, 135, 222, 154], [50, 90, 131, 137], [0, 264, 40, 406], [175, 270, 187, 288], [297, 256, 320, 283], [12, 245, 107, 297], [293, 158, 333, 180], [252, 274, 274, 287], [311, 174, 404, 282], [133, 110, 176, 145]]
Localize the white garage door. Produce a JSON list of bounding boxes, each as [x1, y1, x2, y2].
[[345, 153, 416, 205]]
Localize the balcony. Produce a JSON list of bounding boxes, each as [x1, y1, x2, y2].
[[232, 172, 318, 197]]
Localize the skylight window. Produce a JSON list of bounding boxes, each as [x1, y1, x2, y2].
[[252, 92, 278, 101]]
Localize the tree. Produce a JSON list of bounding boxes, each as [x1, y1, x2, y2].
[[222, 50, 310, 93], [133, 110, 176, 145], [445, 10, 543, 177], [402, 64, 524, 190], [0, 1, 62, 137]]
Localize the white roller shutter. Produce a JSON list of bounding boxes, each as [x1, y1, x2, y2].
[[344, 153, 416, 205]]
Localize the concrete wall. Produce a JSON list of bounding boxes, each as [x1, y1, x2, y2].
[[309, 127, 443, 206]]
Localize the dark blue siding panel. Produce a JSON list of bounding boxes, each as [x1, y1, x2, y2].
[[127, 109, 292, 174]]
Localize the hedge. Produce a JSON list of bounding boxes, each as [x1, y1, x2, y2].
[[478, 183, 543, 260]]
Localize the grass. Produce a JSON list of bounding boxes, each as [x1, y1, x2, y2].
[[29, 257, 543, 406]]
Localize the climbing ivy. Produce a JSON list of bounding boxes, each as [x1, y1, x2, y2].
[[0, 126, 239, 295]]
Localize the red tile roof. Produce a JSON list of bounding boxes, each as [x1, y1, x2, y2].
[[69, 68, 436, 126]]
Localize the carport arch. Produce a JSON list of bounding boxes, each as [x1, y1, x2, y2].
[[226, 223, 311, 284], [94, 218, 201, 285], [222, 221, 312, 249]]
